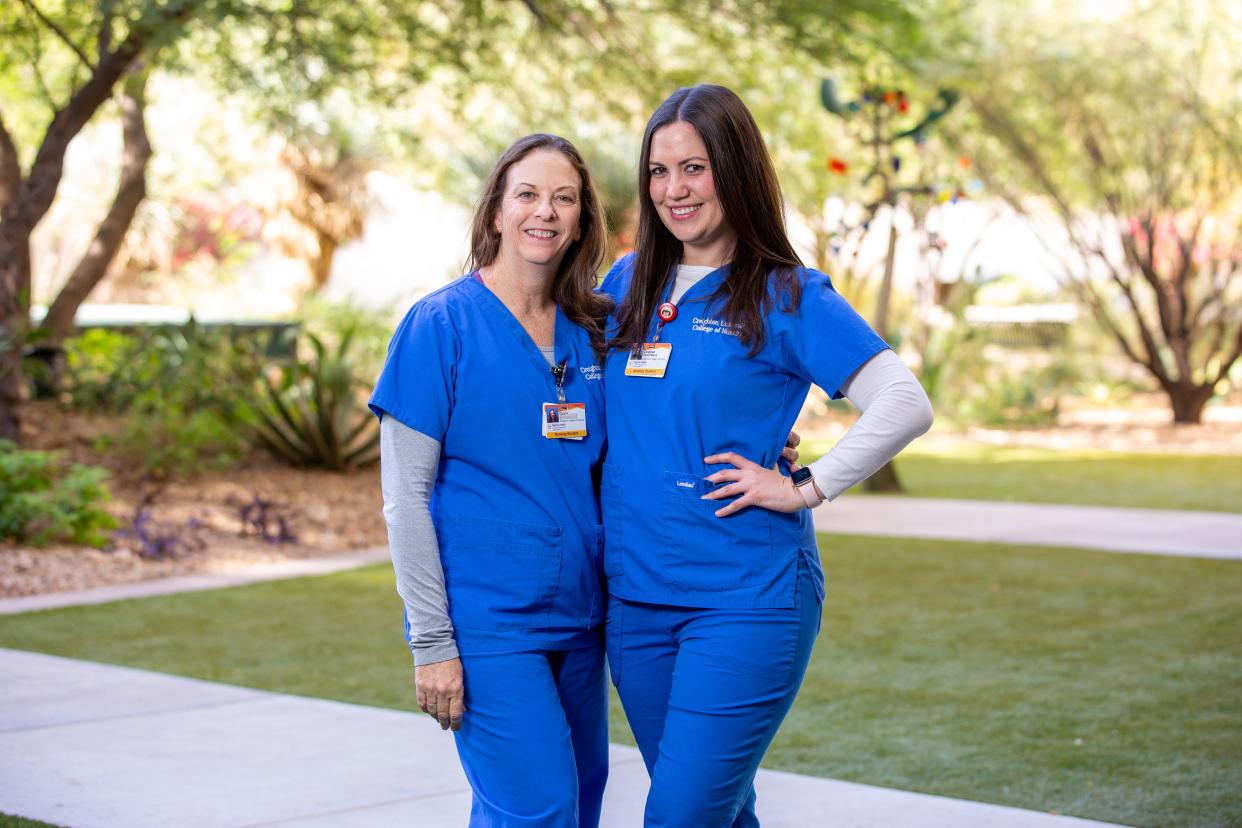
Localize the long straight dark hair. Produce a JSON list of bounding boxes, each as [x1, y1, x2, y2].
[[610, 84, 803, 356], [467, 134, 613, 358]]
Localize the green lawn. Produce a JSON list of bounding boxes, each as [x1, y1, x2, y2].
[[2, 540, 1240, 827], [0, 815, 60, 828], [801, 441, 1242, 513]]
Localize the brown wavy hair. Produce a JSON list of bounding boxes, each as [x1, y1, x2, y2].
[[610, 85, 802, 356], [468, 133, 613, 357]]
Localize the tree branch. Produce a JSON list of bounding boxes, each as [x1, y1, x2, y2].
[[1174, 212, 1205, 343], [7, 1, 195, 235], [1213, 324, 1242, 388], [41, 70, 152, 340], [1189, 247, 1232, 332], [974, 163, 1151, 374], [1120, 211, 1177, 363], [18, 0, 93, 70], [98, 0, 116, 57], [520, 0, 549, 25], [24, 25, 61, 111], [1097, 243, 1170, 384]]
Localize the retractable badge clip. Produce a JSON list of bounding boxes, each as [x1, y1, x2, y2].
[[543, 358, 586, 439], [626, 302, 676, 378]]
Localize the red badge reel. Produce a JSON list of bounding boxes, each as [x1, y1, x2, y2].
[[657, 302, 678, 323]]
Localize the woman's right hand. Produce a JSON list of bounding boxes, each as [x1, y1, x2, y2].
[[415, 657, 466, 731]]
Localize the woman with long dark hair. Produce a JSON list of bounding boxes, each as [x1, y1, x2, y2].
[[601, 85, 934, 826], [370, 134, 613, 827]]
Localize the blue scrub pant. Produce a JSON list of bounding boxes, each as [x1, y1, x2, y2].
[[606, 564, 822, 828], [454, 644, 609, 827]]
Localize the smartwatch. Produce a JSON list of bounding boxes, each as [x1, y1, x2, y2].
[[791, 466, 823, 508]]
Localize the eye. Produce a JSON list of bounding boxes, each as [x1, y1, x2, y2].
[[685, 163, 706, 174], [649, 166, 667, 177], [516, 191, 535, 200], [556, 193, 578, 205]]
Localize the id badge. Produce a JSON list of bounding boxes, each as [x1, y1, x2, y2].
[[542, 402, 587, 440], [624, 343, 672, 378]]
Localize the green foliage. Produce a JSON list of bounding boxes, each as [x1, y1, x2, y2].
[[913, 274, 1082, 428], [241, 327, 379, 471], [953, 356, 1078, 428], [0, 440, 116, 547], [63, 324, 256, 477], [293, 297, 391, 381]]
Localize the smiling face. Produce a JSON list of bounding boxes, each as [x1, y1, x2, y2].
[[647, 120, 736, 267], [493, 149, 583, 273]]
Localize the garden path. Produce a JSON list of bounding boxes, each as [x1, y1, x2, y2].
[[812, 495, 1242, 559], [1, 648, 1126, 828]]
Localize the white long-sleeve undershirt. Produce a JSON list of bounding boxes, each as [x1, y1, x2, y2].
[[807, 348, 934, 502]]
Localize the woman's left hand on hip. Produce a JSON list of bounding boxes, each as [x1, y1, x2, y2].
[[702, 451, 806, 516]]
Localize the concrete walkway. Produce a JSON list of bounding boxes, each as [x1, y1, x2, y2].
[[0, 548, 390, 616], [0, 649, 1125, 828], [813, 495, 1242, 559]]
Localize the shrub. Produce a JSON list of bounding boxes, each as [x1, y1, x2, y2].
[[0, 440, 117, 547], [63, 323, 258, 477]]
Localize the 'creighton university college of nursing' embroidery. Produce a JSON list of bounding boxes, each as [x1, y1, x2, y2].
[[691, 316, 743, 337], [580, 364, 603, 380]]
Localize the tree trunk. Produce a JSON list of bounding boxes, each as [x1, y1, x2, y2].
[[41, 72, 152, 343], [0, 225, 31, 441], [865, 461, 904, 493], [0, 35, 153, 444], [865, 217, 904, 494], [1164, 380, 1215, 425], [873, 218, 899, 341], [309, 231, 337, 292]]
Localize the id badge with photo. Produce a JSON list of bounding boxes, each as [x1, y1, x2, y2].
[[624, 343, 673, 378], [542, 402, 587, 440]]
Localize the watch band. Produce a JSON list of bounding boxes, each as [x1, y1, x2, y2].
[[791, 466, 823, 508]]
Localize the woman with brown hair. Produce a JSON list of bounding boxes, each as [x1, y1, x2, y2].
[[600, 85, 934, 826], [370, 134, 612, 827]]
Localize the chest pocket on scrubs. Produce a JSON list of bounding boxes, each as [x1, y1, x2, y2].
[[437, 513, 564, 631], [600, 463, 624, 578], [659, 470, 773, 591]]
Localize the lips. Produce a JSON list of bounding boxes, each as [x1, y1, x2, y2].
[[524, 228, 559, 239], [668, 204, 702, 221]]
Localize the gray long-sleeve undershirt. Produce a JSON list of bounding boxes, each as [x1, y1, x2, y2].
[[379, 417, 459, 666], [379, 345, 556, 667]]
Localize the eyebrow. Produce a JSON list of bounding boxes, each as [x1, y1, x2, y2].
[[648, 156, 708, 166], [513, 181, 579, 192]]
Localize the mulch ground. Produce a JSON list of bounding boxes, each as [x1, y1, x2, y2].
[[1, 401, 386, 598]]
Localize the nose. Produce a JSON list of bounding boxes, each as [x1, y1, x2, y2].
[[666, 170, 690, 200], [534, 194, 557, 220]]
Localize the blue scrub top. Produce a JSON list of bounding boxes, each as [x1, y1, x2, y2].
[[599, 254, 889, 609], [369, 275, 607, 652]]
